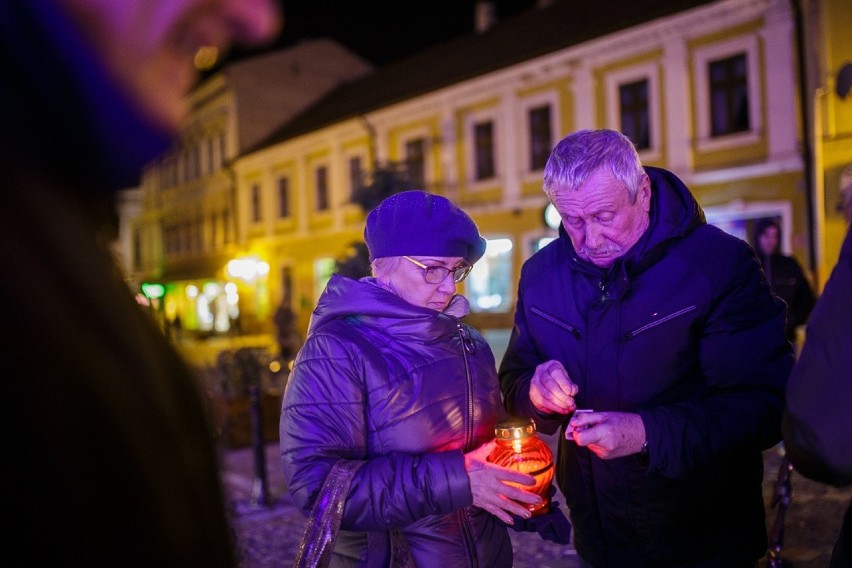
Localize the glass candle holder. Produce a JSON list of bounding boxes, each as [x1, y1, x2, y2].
[[488, 417, 554, 516]]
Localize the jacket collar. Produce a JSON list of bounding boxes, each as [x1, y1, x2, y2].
[[558, 166, 705, 300], [308, 274, 467, 340]]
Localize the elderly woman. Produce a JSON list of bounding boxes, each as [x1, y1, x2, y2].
[[280, 190, 540, 567]]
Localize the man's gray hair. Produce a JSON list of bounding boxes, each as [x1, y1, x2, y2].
[[543, 129, 646, 203]]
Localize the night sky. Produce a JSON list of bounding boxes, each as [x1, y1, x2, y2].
[[224, 0, 539, 67]]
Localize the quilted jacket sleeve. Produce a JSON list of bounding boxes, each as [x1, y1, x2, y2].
[[782, 228, 852, 487], [279, 329, 472, 531]]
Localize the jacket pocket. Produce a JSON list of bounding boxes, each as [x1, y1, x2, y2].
[[530, 306, 581, 339], [620, 305, 698, 342]]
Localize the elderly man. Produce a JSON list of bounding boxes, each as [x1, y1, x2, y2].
[[500, 129, 793, 567]]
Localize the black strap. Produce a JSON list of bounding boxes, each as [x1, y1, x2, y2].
[[766, 455, 794, 568]]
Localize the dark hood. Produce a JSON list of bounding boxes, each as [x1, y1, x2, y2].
[[557, 165, 706, 299], [308, 274, 469, 342]]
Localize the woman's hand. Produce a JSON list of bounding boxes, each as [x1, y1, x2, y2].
[[464, 441, 542, 524]]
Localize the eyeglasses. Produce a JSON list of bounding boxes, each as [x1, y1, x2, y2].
[[402, 256, 473, 284]]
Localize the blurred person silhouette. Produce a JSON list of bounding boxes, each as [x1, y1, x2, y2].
[[0, 0, 280, 565], [280, 191, 551, 567], [782, 178, 852, 568], [499, 129, 793, 567], [752, 218, 816, 344], [273, 293, 300, 363]]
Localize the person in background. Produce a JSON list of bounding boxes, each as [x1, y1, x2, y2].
[[273, 293, 300, 363], [499, 129, 793, 567], [0, 0, 280, 565], [280, 190, 542, 567], [752, 218, 816, 345], [782, 179, 852, 568]]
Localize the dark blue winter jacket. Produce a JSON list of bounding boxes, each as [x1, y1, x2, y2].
[[500, 167, 793, 567], [280, 275, 512, 567], [783, 226, 852, 568]]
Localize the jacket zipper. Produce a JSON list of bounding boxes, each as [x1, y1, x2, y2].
[[456, 323, 479, 567], [457, 322, 475, 448], [530, 306, 581, 338], [621, 305, 698, 341]]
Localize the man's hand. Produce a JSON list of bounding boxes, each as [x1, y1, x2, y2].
[[530, 360, 578, 414], [565, 411, 646, 459], [464, 441, 542, 524]]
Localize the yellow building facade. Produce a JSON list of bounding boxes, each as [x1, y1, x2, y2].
[[130, 0, 851, 361]]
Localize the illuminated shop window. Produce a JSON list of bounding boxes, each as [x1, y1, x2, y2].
[[468, 238, 513, 313], [314, 257, 336, 302]]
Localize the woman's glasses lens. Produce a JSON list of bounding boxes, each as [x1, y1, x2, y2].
[[423, 265, 471, 284], [452, 265, 472, 283]]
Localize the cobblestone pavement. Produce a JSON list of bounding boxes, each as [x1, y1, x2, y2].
[[220, 440, 851, 567]]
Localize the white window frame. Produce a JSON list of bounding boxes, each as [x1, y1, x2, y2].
[[396, 127, 433, 190], [463, 107, 500, 189], [311, 161, 331, 212], [518, 91, 559, 180], [693, 35, 762, 152], [249, 181, 262, 226], [605, 61, 661, 162], [344, 149, 368, 200]]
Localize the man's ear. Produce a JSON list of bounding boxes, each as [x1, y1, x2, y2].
[[639, 175, 652, 212]]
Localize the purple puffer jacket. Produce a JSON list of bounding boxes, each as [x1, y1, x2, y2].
[[280, 274, 512, 568]]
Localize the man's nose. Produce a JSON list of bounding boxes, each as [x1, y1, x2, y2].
[[584, 224, 603, 248]]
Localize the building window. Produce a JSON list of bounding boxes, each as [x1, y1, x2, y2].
[[619, 79, 650, 150], [528, 105, 552, 171], [250, 183, 261, 223], [605, 63, 660, 160], [315, 166, 329, 211], [348, 157, 363, 199], [277, 176, 290, 219], [708, 53, 749, 137], [474, 120, 495, 181], [467, 237, 513, 313], [693, 35, 761, 151], [405, 139, 426, 189]]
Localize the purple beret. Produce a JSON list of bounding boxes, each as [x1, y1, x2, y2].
[[364, 190, 487, 264]]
